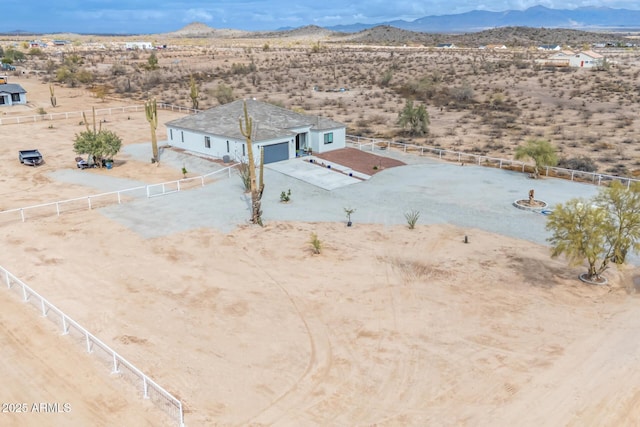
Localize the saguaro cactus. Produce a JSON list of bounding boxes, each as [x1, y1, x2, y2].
[[189, 75, 199, 110], [49, 84, 57, 107], [239, 101, 265, 226], [145, 98, 159, 163]]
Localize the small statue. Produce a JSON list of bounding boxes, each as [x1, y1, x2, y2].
[[529, 189, 535, 204]]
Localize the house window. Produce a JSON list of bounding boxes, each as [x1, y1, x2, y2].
[[11, 94, 20, 102], [242, 144, 246, 156], [181, 131, 184, 142], [205, 136, 211, 148], [226, 141, 229, 152], [0, 97, 5, 105], [169, 129, 173, 140], [324, 132, 334, 145]]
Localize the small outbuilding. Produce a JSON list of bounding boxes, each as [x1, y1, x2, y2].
[[0, 83, 27, 106], [165, 99, 346, 164]]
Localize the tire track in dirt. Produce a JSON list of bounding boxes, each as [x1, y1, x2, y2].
[[240, 254, 334, 426]]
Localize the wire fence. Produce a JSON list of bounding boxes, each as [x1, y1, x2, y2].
[[0, 103, 198, 126], [0, 165, 238, 224], [347, 135, 640, 189], [1, 265, 185, 426]]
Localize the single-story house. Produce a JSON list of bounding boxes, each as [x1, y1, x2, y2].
[[537, 50, 606, 68], [568, 50, 605, 68], [538, 50, 575, 67], [436, 43, 456, 49], [165, 99, 346, 164], [0, 83, 27, 106], [125, 42, 153, 50]]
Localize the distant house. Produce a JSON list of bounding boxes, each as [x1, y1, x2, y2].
[[436, 43, 456, 49], [539, 50, 575, 67], [165, 99, 346, 164], [125, 42, 153, 50], [569, 51, 605, 68], [486, 44, 508, 49], [538, 44, 561, 51], [538, 50, 606, 68], [0, 83, 27, 106]]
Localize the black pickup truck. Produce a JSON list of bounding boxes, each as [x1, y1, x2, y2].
[[19, 149, 44, 166]]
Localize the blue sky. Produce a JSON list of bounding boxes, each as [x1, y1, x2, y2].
[[3, 1, 640, 34]]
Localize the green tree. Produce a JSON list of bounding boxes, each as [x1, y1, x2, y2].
[[397, 99, 430, 136], [594, 181, 640, 264], [146, 51, 159, 70], [546, 182, 640, 281], [515, 139, 558, 179], [547, 198, 609, 281], [73, 109, 122, 167]]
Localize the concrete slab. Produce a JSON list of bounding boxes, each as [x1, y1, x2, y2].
[[266, 158, 361, 190]]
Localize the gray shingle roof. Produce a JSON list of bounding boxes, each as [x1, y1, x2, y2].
[[0, 83, 27, 94], [165, 99, 345, 142]]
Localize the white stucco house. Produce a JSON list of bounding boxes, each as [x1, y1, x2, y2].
[[165, 99, 346, 164], [568, 51, 605, 68], [538, 50, 606, 68], [125, 42, 153, 50], [0, 83, 27, 106]]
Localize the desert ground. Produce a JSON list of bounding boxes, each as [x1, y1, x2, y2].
[[2, 42, 640, 427]]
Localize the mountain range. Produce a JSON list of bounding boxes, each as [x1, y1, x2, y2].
[[324, 6, 640, 33]]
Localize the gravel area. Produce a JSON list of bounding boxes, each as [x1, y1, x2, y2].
[[44, 144, 613, 256]]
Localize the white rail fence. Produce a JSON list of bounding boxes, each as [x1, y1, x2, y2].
[[1, 265, 185, 426], [0, 103, 198, 125], [0, 165, 238, 224], [347, 135, 640, 189]]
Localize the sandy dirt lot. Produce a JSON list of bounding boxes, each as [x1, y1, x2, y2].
[[2, 77, 640, 426]]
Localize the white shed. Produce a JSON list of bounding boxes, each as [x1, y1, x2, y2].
[[0, 83, 27, 106]]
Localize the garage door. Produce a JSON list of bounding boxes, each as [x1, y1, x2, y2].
[[263, 142, 289, 164]]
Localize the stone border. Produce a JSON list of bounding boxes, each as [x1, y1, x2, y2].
[[512, 199, 548, 213], [579, 273, 609, 286]]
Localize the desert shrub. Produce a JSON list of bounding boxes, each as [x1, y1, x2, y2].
[[310, 233, 322, 254], [404, 210, 420, 229], [557, 156, 598, 172], [212, 84, 234, 105]]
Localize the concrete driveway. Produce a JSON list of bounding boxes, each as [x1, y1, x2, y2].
[[266, 158, 361, 190]]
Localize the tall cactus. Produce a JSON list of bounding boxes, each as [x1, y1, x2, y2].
[[189, 75, 199, 110], [49, 84, 57, 107], [145, 98, 159, 163], [239, 101, 265, 226]]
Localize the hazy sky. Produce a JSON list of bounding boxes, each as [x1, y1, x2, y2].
[[3, 1, 640, 34]]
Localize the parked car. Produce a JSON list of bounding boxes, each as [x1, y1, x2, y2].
[[19, 149, 44, 166], [1, 63, 16, 71]]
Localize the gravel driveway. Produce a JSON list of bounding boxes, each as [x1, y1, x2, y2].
[[62, 145, 601, 250]]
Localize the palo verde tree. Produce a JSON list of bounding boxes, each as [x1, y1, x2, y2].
[[546, 181, 640, 282], [73, 107, 122, 167], [515, 139, 558, 179], [145, 98, 159, 162], [239, 101, 265, 226], [397, 99, 430, 136]]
